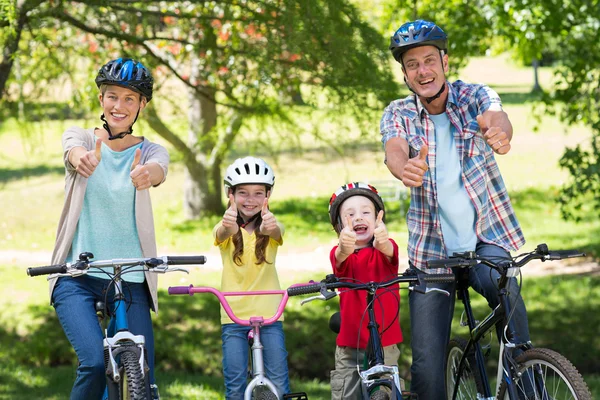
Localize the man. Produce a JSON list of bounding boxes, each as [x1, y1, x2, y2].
[[380, 20, 530, 399]]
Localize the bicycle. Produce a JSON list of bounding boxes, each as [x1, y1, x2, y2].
[[27, 252, 207, 400], [168, 284, 309, 400], [432, 243, 593, 400], [286, 269, 456, 400]]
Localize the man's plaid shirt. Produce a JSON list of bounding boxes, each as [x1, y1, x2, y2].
[[380, 80, 525, 273]]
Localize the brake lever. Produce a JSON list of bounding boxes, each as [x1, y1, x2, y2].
[[150, 265, 189, 274], [300, 294, 326, 305], [408, 285, 450, 296], [300, 289, 338, 305]]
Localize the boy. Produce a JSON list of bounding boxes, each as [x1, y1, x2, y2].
[[328, 182, 402, 400]]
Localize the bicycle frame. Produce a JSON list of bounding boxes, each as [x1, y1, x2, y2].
[[450, 267, 532, 400], [168, 285, 308, 400]]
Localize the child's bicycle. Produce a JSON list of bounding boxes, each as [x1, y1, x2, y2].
[[27, 252, 207, 400], [431, 243, 593, 400], [168, 284, 309, 400], [286, 269, 456, 400]]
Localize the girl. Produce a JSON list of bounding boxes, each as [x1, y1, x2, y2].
[[214, 156, 291, 399]]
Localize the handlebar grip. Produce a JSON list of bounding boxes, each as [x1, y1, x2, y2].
[[27, 264, 68, 277], [423, 273, 456, 283], [287, 283, 322, 296], [549, 250, 586, 260], [168, 286, 192, 295], [166, 256, 207, 265]]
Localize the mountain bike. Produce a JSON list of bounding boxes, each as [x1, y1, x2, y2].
[[286, 269, 456, 400], [432, 243, 593, 400], [27, 252, 207, 400], [168, 284, 309, 400]]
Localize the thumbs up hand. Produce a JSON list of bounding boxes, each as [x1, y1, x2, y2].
[[259, 198, 278, 236], [373, 210, 394, 257], [477, 114, 511, 155], [129, 148, 151, 190], [338, 215, 357, 256], [75, 138, 102, 178], [401, 144, 429, 187], [222, 194, 240, 236]]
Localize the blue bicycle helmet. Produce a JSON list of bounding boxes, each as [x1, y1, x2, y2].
[[95, 58, 154, 101], [390, 20, 448, 63]]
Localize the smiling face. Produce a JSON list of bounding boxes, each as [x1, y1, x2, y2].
[[232, 184, 270, 221], [339, 195, 377, 249], [99, 85, 146, 132], [402, 45, 449, 111]]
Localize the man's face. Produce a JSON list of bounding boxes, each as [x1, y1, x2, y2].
[[402, 45, 448, 99]]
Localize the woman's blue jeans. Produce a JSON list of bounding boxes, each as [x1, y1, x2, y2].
[[52, 275, 155, 400], [221, 321, 291, 399], [408, 242, 531, 400]]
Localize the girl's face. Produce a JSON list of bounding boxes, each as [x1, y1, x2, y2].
[[339, 195, 376, 248], [99, 85, 146, 132], [233, 184, 270, 220]]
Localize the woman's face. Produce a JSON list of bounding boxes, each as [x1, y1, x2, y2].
[[232, 184, 270, 220], [99, 85, 146, 132]]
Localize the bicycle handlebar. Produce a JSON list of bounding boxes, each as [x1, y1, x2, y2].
[[426, 243, 586, 270], [27, 254, 207, 277]]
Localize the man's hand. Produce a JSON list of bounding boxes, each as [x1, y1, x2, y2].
[[130, 149, 152, 190], [259, 199, 278, 236], [477, 114, 511, 155], [74, 138, 102, 178], [401, 144, 429, 187], [338, 215, 357, 256], [221, 194, 240, 236]]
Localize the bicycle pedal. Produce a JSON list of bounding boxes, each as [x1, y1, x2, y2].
[[283, 392, 308, 399]]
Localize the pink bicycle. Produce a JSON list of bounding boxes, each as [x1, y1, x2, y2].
[[168, 284, 309, 400]]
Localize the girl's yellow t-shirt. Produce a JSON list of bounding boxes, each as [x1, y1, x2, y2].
[[213, 222, 284, 324]]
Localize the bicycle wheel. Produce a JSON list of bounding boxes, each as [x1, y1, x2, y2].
[[119, 349, 150, 400], [497, 347, 592, 400], [369, 385, 392, 400], [252, 386, 278, 400], [445, 337, 486, 400]]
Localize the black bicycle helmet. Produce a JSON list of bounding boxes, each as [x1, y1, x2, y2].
[[329, 182, 385, 234], [95, 58, 154, 101], [390, 20, 448, 63]]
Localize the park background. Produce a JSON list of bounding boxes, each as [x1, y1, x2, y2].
[[1, 1, 599, 399]]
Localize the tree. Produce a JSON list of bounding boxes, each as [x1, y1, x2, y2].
[[485, 0, 600, 221], [1, 0, 399, 218]]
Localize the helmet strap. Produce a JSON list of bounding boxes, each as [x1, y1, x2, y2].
[[237, 212, 261, 229], [101, 108, 141, 141]]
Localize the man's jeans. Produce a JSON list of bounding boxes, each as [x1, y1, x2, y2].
[[221, 321, 290, 399], [409, 242, 531, 400], [52, 275, 155, 400]]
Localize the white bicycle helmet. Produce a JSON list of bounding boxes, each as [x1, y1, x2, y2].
[[329, 182, 385, 234], [224, 156, 275, 192]]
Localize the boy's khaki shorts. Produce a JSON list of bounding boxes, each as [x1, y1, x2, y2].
[[330, 344, 401, 400]]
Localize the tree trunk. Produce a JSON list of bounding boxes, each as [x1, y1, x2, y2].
[[532, 58, 541, 92], [183, 55, 221, 219], [0, 6, 27, 100]]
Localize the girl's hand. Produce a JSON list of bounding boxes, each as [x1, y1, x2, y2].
[[259, 199, 278, 236], [129, 149, 152, 190], [338, 215, 357, 256], [222, 194, 240, 235], [373, 210, 394, 258]]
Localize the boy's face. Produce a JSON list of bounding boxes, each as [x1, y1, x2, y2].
[[339, 195, 376, 248], [232, 184, 269, 220]]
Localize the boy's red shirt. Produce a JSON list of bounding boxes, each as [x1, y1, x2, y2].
[[330, 239, 403, 349]]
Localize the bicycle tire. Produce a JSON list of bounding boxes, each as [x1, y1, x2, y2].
[[369, 386, 392, 400], [497, 347, 592, 400], [119, 349, 150, 400], [445, 337, 486, 400], [252, 386, 278, 400]]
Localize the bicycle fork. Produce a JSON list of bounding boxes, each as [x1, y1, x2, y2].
[[245, 324, 280, 399]]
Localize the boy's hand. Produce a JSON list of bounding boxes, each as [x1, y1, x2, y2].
[[338, 215, 357, 256], [130, 149, 152, 190], [402, 145, 428, 187], [259, 199, 278, 236], [75, 138, 102, 178], [222, 194, 239, 236], [373, 210, 394, 258]]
